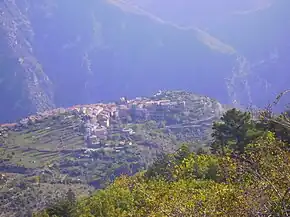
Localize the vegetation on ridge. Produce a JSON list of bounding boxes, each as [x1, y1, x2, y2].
[[0, 91, 225, 216], [34, 97, 290, 217]]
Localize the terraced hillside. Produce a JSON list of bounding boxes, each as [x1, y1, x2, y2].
[[0, 91, 227, 216], [2, 115, 84, 169]]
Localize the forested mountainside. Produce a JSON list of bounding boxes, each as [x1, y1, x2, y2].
[[0, 91, 227, 216], [1, 0, 288, 123]]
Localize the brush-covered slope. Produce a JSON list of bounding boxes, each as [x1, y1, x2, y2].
[[0, 91, 227, 216]]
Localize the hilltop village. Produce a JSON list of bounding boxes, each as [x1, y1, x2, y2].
[[0, 92, 190, 150], [0, 91, 225, 166], [66, 96, 186, 149]]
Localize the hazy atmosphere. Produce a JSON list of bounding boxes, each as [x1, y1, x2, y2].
[[0, 0, 289, 122], [0, 1, 289, 216]]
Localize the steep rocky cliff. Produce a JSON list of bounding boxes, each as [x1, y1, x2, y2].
[[0, 1, 55, 122], [0, 0, 288, 122]]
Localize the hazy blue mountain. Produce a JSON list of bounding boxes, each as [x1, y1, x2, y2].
[[209, 0, 290, 108], [120, 0, 290, 108], [121, 0, 274, 27], [0, 0, 288, 122]]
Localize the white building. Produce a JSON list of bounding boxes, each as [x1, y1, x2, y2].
[[91, 126, 108, 139]]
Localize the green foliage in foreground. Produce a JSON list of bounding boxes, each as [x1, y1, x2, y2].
[[34, 108, 290, 216], [35, 132, 290, 217]]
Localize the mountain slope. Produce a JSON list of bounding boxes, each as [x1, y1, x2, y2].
[[0, 1, 55, 122], [118, 0, 290, 109], [118, 0, 274, 27], [209, 0, 290, 108], [0, 0, 238, 122], [0, 0, 288, 122]]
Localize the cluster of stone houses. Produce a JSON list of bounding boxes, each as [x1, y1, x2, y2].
[[117, 99, 186, 121], [79, 105, 117, 142], [18, 108, 68, 126], [78, 97, 186, 148]]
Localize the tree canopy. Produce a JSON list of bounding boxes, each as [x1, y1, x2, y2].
[[211, 108, 262, 155]]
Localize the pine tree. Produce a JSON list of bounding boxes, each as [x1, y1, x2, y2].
[[211, 108, 261, 154]]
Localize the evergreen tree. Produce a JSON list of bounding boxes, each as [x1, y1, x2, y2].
[[211, 108, 261, 154]]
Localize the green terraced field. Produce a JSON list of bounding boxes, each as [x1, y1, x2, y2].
[[2, 115, 85, 169]]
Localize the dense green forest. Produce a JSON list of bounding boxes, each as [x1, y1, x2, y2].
[[34, 104, 290, 217]]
